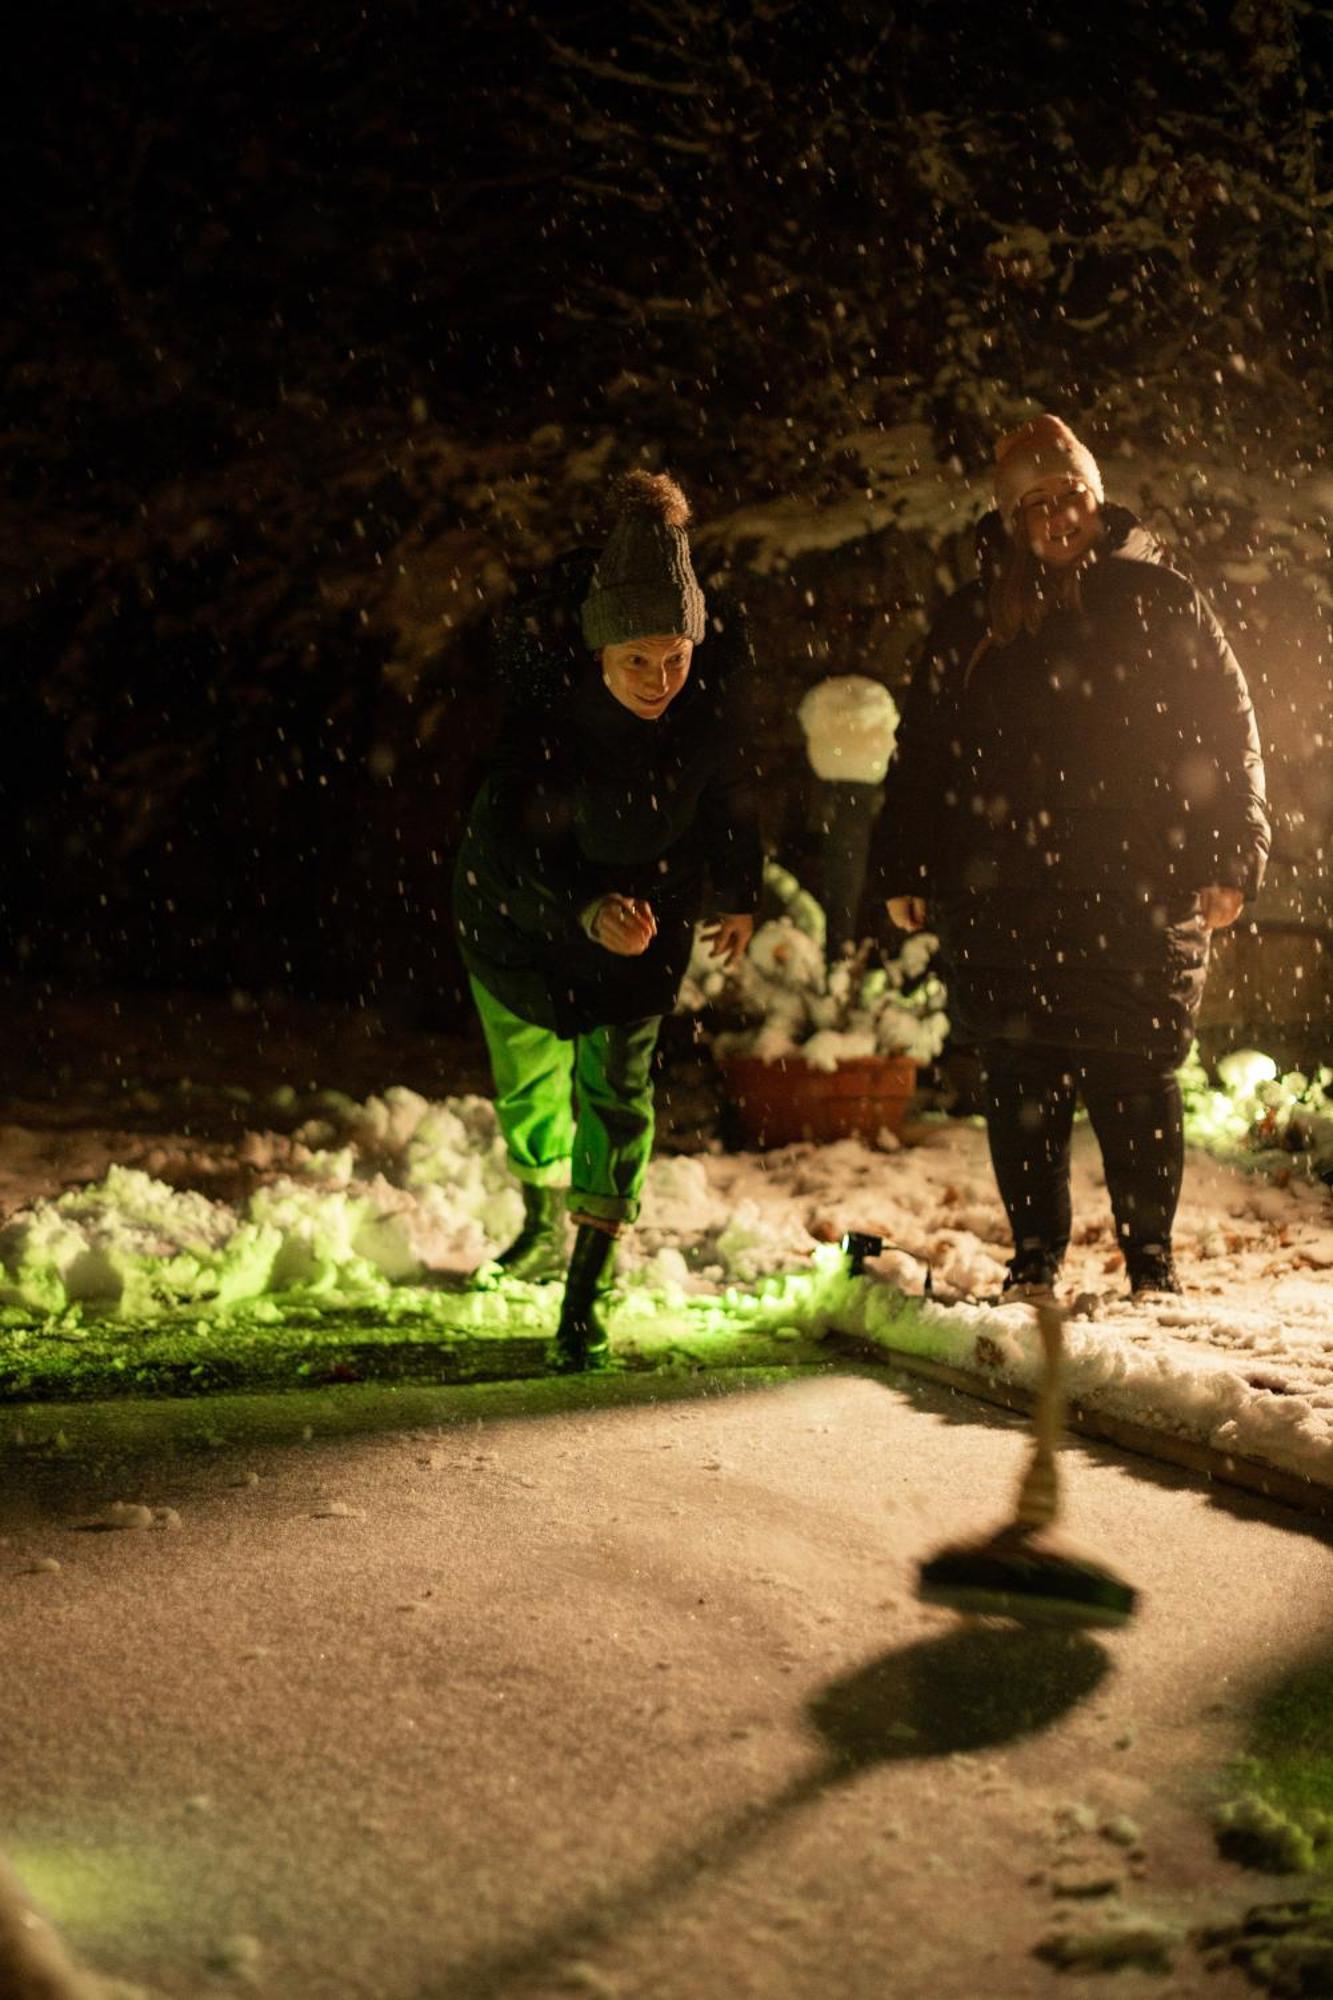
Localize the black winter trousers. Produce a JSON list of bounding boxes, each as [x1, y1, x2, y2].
[[980, 1041, 1184, 1268]]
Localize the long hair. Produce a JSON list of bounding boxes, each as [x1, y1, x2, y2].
[[986, 528, 1090, 648]]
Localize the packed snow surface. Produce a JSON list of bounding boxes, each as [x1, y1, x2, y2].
[[2, 1085, 1332, 1491]]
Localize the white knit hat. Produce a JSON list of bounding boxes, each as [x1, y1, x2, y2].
[[994, 415, 1104, 527]]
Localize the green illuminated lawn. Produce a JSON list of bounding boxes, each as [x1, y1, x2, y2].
[[0, 1256, 848, 1402], [0, 1295, 549, 1399]]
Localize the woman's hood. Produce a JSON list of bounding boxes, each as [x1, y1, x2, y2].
[[973, 503, 1176, 587]]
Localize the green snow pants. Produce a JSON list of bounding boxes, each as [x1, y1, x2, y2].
[[468, 975, 662, 1227]]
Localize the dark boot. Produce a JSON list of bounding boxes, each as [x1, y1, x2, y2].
[[471, 1183, 567, 1288], [1001, 1242, 1062, 1302], [1124, 1242, 1181, 1297], [552, 1223, 618, 1373]]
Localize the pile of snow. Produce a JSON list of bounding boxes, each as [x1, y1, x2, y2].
[[0, 1089, 818, 1320], [0, 1092, 523, 1317]]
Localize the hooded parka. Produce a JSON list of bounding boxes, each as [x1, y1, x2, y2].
[[455, 552, 763, 1038], [871, 507, 1270, 1062]]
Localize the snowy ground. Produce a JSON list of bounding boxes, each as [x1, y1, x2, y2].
[[1, 1059, 1331, 1494]]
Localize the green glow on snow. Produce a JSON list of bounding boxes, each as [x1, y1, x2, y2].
[[0, 1042, 1325, 1404], [8, 1837, 177, 1938], [0, 1239, 861, 1401], [1216, 1657, 1333, 1874], [1181, 1044, 1333, 1166]]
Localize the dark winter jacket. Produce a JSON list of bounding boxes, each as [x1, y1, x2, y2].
[[869, 507, 1271, 1059], [454, 552, 763, 1036]]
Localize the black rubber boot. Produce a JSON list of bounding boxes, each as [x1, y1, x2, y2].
[[471, 1183, 567, 1288], [1001, 1244, 1062, 1301], [552, 1223, 618, 1374]]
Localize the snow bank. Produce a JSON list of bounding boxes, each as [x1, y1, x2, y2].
[[2, 1075, 1331, 1492], [0, 1093, 522, 1317]]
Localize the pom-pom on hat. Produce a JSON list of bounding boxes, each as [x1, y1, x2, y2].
[[580, 470, 707, 650], [994, 415, 1104, 527]]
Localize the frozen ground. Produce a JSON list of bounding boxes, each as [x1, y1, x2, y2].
[[3, 1367, 1332, 1999], [1, 1077, 1331, 1492]]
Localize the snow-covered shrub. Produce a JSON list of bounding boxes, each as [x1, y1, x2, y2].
[[1181, 1044, 1333, 1174], [679, 865, 950, 1072]]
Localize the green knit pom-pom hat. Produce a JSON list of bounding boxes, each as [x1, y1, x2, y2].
[[580, 470, 707, 650]]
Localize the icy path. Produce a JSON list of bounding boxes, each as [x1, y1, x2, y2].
[[3, 1372, 1325, 1999]]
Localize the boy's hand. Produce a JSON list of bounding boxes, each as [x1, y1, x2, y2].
[[592, 894, 657, 956], [701, 913, 755, 968]]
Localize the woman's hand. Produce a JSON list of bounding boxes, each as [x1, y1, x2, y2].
[[1198, 885, 1245, 931], [701, 913, 755, 968], [591, 894, 657, 956], [887, 895, 927, 933]]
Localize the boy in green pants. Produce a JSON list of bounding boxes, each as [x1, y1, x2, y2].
[[454, 471, 760, 1371]]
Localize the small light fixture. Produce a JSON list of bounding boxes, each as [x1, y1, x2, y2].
[[840, 1231, 884, 1275]]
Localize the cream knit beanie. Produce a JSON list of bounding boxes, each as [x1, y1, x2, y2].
[[994, 415, 1103, 527]]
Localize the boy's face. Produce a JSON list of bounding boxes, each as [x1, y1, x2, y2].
[[600, 634, 694, 720]]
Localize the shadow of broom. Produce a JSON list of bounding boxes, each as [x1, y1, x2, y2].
[[424, 1619, 1112, 2000]]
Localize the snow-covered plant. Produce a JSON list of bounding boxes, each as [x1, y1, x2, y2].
[[1181, 1044, 1333, 1175], [757, 859, 826, 947], [676, 857, 824, 1017], [680, 902, 949, 1073]]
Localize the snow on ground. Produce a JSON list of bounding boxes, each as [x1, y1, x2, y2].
[[1, 1083, 1331, 1491]]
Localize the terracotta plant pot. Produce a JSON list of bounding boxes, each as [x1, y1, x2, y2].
[[715, 1052, 919, 1149]]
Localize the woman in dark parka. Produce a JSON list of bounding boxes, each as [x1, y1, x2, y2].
[[454, 470, 761, 1368], [873, 415, 1270, 1298]]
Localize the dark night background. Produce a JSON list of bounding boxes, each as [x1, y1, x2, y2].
[[3, 0, 1330, 1048]]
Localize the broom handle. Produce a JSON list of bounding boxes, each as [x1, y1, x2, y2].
[[1013, 1302, 1068, 1531]]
